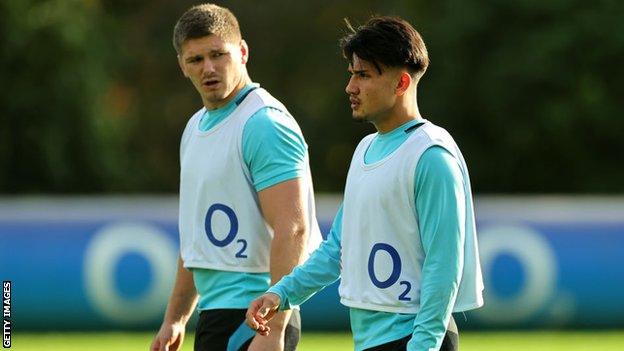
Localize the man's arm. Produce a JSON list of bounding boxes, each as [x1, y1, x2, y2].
[[150, 256, 198, 351], [241, 106, 332, 348], [259, 178, 310, 285], [254, 177, 310, 341], [247, 205, 344, 333], [408, 146, 465, 351]]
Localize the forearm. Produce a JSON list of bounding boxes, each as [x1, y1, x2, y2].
[[270, 225, 308, 285], [268, 210, 343, 309], [163, 256, 199, 325], [259, 179, 339, 309], [267, 226, 307, 330], [408, 259, 460, 350]]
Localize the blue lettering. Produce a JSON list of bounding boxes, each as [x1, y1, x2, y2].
[[205, 204, 238, 247], [367, 243, 402, 289]]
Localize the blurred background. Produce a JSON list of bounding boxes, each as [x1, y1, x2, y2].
[[1, 0, 623, 349]]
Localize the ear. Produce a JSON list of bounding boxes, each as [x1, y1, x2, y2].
[[396, 72, 412, 96], [177, 55, 189, 78], [240, 40, 249, 64]]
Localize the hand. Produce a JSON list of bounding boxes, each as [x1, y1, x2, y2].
[[150, 321, 186, 351], [246, 332, 284, 351], [246, 293, 281, 336]]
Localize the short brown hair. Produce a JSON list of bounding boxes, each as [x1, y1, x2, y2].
[[173, 3, 241, 54], [340, 16, 429, 78]]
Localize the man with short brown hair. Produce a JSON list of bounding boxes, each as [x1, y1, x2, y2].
[[151, 4, 322, 351]]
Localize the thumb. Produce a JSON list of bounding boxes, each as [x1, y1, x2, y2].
[[257, 298, 278, 319], [258, 304, 272, 318]]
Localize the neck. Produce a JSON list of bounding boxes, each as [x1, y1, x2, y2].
[[374, 92, 422, 134]]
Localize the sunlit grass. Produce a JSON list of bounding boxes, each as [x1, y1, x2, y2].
[[12, 330, 624, 351]]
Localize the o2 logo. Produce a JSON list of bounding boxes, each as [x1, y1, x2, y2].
[[367, 243, 411, 301], [205, 203, 248, 258]]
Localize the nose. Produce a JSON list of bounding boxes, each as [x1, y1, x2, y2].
[[345, 76, 358, 95], [203, 58, 216, 75]]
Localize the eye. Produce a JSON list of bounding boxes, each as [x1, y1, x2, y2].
[[212, 52, 225, 58]]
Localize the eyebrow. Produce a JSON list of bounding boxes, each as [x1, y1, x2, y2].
[[184, 49, 227, 60], [348, 69, 369, 74]]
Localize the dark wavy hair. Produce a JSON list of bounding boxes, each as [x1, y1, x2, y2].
[[340, 16, 429, 78]]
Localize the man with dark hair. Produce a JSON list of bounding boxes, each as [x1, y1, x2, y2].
[[246, 16, 484, 351], [151, 3, 322, 351]]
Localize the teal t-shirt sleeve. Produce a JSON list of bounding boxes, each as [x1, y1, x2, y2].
[[408, 146, 465, 351], [268, 205, 344, 310], [242, 107, 307, 192]]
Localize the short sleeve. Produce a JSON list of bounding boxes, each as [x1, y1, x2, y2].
[[242, 107, 308, 191]]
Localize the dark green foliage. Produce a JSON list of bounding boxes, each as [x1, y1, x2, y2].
[[1, 0, 622, 193]]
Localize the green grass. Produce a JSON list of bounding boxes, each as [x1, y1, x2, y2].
[[11, 331, 624, 351]]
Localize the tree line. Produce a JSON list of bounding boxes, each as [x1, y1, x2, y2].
[[1, 0, 622, 193]]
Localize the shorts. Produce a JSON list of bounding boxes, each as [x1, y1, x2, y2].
[[194, 308, 301, 351], [364, 315, 459, 351]]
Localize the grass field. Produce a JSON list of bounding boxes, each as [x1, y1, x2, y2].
[[11, 331, 624, 351]]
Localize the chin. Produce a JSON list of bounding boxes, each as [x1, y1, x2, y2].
[[351, 112, 367, 123], [205, 91, 227, 102]]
